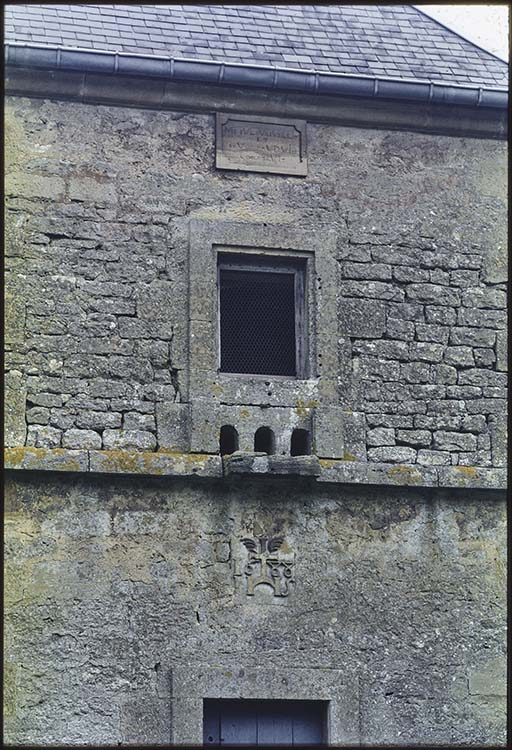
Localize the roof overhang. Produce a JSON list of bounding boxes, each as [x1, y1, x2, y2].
[[5, 43, 508, 138], [6, 43, 508, 109]]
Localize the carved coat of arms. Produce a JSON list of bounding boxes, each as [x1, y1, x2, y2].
[[240, 536, 294, 597]]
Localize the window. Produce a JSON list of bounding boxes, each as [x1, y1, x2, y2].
[[218, 254, 306, 377], [204, 699, 327, 746]]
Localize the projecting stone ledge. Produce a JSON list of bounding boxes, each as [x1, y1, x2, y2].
[[3, 447, 507, 489], [222, 451, 321, 477]]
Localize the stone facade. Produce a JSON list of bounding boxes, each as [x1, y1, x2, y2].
[[5, 95, 507, 471], [5, 472, 506, 745], [4, 77, 507, 746]]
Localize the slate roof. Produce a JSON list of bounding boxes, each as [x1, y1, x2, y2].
[[5, 4, 508, 89]]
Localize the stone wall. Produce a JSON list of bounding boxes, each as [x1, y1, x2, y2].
[[4, 95, 507, 470], [4, 472, 506, 745]]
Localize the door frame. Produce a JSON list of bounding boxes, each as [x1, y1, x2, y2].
[[171, 664, 359, 745]]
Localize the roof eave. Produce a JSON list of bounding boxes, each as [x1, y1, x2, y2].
[[4, 43, 508, 110]]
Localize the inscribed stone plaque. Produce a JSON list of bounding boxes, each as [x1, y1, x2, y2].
[[216, 113, 307, 176]]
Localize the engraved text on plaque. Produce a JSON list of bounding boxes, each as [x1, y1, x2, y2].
[[216, 113, 307, 176]]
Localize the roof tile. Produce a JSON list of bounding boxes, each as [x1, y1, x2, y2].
[[5, 4, 507, 87]]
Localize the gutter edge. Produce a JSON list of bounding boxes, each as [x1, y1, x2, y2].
[[4, 42, 508, 110]]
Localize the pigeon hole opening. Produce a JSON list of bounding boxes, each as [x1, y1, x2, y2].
[[290, 428, 311, 456], [254, 426, 275, 455], [220, 425, 239, 455]]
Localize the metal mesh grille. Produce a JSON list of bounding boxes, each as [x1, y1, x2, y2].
[[219, 269, 296, 375]]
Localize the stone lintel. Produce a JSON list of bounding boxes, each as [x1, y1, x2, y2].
[[4, 447, 507, 489]]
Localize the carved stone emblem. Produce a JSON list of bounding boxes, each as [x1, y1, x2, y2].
[[241, 536, 294, 597], [216, 113, 307, 176]]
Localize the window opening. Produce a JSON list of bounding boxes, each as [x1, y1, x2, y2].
[[254, 426, 275, 454], [290, 428, 311, 456], [218, 254, 306, 377], [220, 425, 239, 455]]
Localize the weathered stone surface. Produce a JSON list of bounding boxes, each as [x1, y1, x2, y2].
[[406, 283, 460, 306], [367, 427, 395, 447], [123, 411, 156, 431], [4, 471, 505, 743], [26, 406, 50, 424], [75, 411, 122, 430], [342, 411, 367, 462], [339, 299, 386, 338], [396, 429, 431, 446], [88, 449, 222, 477], [4, 97, 507, 476], [156, 403, 190, 452], [367, 446, 417, 463], [313, 406, 345, 458], [409, 341, 445, 363], [4, 371, 27, 447], [496, 332, 507, 372], [102, 429, 157, 451], [433, 431, 477, 452], [5, 290, 25, 344], [5, 447, 89, 472], [443, 346, 475, 368], [26, 425, 62, 448], [2, 93, 507, 746], [474, 348, 496, 367], [449, 327, 496, 348], [223, 452, 321, 477], [417, 449, 451, 466], [62, 429, 101, 450]]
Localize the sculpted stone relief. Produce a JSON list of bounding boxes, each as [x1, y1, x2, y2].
[[240, 534, 295, 597]]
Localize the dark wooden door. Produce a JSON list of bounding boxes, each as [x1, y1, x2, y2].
[[203, 699, 326, 746]]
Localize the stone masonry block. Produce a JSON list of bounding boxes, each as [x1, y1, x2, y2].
[[5, 291, 25, 345], [26, 425, 62, 448], [406, 283, 460, 306], [190, 400, 220, 453], [396, 429, 431, 446], [417, 449, 451, 466], [156, 403, 190, 452], [474, 348, 496, 367], [102, 429, 157, 451], [62, 429, 102, 449], [339, 299, 386, 338], [367, 446, 417, 463], [313, 406, 344, 458], [496, 331, 507, 372], [489, 414, 507, 467], [136, 280, 177, 321], [443, 346, 475, 368], [4, 370, 27, 447], [367, 427, 395, 447], [449, 327, 496, 348], [433, 431, 477, 452], [342, 411, 367, 462]]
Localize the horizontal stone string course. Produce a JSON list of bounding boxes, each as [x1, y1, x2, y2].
[[3, 448, 507, 489]]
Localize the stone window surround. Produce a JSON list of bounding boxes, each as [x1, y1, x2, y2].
[[187, 219, 347, 456], [188, 219, 339, 402], [171, 664, 359, 745]]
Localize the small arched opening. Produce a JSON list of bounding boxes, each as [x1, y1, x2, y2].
[[290, 428, 311, 456], [254, 426, 275, 455], [219, 425, 239, 455]]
